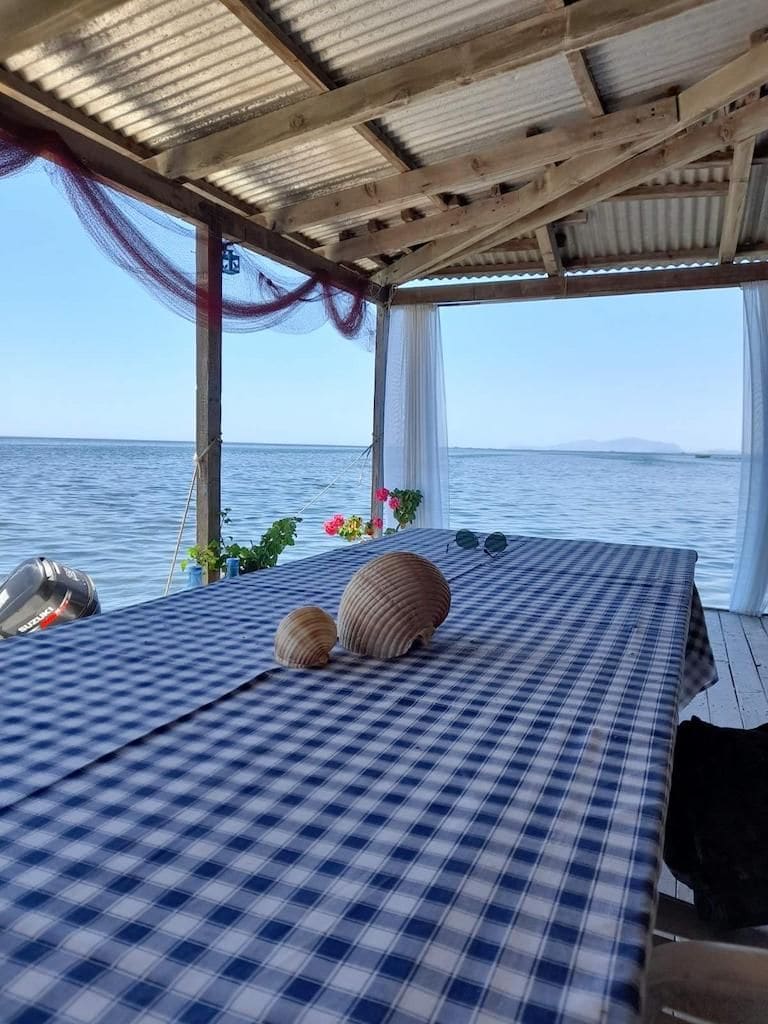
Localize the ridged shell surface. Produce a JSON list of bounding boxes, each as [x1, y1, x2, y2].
[[274, 606, 337, 668], [338, 552, 451, 660]]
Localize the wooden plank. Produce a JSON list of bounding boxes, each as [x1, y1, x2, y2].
[[719, 611, 768, 725], [680, 688, 711, 724], [0, 93, 379, 300], [565, 51, 605, 118], [0, 0, 129, 60], [535, 223, 563, 276], [719, 135, 757, 263], [544, 0, 605, 117], [612, 182, 730, 200], [195, 223, 223, 585], [677, 40, 768, 125], [703, 610, 744, 728], [218, 0, 447, 211], [740, 614, 768, 702], [370, 301, 391, 527], [380, 39, 768, 282], [147, 0, 715, 178], [389, 262, 768, 305], [263, 99, 676, 233]]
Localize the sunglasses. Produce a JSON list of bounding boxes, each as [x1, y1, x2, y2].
[[447, 529, 509, 557]]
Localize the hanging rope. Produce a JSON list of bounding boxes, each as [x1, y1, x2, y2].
[[163, 436, 221, 596], [292, 443, 374, 517]]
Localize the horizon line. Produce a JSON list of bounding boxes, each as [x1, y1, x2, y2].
[[0, 434, 738, 454]]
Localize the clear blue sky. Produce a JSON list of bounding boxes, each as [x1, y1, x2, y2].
[[1, 166, 743, 451]]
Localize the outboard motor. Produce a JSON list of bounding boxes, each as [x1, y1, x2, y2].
[[0, 558, 100, 640]]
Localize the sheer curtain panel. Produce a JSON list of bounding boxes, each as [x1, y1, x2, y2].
[[731, 282, 768, 615], [383, 305, 449, 528]]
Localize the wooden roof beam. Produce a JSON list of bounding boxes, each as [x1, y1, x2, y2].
[[718, 132, 757, 262], [217, 0, 447, 212], [544, 0, 605, 117], [263, 99, 675, 233], [319, 170, 740, 264], [390, 262, 768, 305], [147, 0, 717, 179], [376, 37, 768, 283], [0, 0, 130, 61], [535, 224, 564, 276]]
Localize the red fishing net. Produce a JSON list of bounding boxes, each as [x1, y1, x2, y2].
[[0, 117, 372, 342]]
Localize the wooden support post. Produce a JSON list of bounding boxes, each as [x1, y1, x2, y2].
[[371, 298, 391, 529], [196, 223, 223, 583]]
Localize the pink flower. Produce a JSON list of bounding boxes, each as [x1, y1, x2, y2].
[[372, 516, 383, 529], [388, 496, 400, 510], [375, 487, 389, 502], [324, 515, 344, 535]]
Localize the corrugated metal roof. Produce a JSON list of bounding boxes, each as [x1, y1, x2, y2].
[[5, 0, 311, 149], [208, 125, 392, 209], [380, 57, 585, 165], [742, 164, 768, 245], [588, 0, 768, 106], [563, 197, 725, 261], [267, 0, 545, 83]]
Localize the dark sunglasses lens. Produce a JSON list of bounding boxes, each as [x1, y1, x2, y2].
[[484, 532, 508, 555], [455, 529, 479, 550]]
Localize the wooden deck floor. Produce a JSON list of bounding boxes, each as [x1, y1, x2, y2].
[[659, 609, 768, 903]]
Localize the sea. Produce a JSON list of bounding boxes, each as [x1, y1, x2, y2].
[[0, 437, 740, 612]]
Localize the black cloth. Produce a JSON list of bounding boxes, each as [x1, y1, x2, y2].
[[664, 716, 768, 928]]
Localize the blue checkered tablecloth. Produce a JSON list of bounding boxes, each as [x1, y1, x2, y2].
[[0, 530, 717, 1024]]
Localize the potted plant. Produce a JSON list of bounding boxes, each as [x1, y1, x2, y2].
[[323, 487, 422, 541], [182, 509, 301, 580]]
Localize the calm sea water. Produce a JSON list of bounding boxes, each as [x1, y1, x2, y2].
[[0, 438, 740, 611]]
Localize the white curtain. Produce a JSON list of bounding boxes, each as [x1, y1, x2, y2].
[[730, 282, 768, 615], [382, 304, 449, 528]]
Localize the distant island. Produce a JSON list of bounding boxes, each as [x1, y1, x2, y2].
[[549, 437, 684, 454]]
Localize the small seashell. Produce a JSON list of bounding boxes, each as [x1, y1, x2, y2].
[[338, 552, 451, 661], [275, 606, 337, 668]]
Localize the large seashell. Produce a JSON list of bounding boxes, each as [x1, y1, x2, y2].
[[275, 606, 337, 668], [338, 552, 451, 660]]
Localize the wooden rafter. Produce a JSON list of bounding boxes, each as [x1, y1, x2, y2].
[[375, 39, 768, 284], [535, 224, 564, 276], [390, 262, 768, 305], [544, 0, 605, 117], [0, 93, 378, 299], [263, 99, 676, 233], [0, 0, 130, 61], [318, 173, 742, 264], [719, 135, 757, 262], [217, 0, 447, 212], [719, 89, 760, 263], [147, 0, 717, 179], [612, 182, 729, 200]]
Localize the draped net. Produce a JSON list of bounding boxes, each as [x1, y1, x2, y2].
[[0, 117, 372, 343]]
